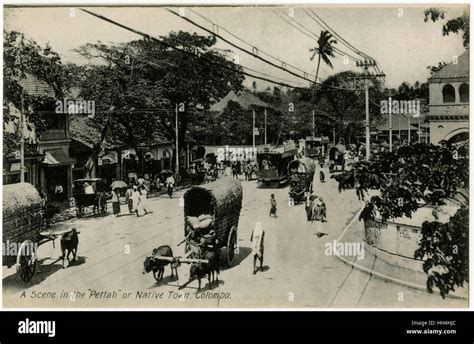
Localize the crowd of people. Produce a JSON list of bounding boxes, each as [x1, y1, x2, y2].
[[188, 160, 258, 184]]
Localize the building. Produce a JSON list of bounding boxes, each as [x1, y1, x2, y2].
[[375, 113, 429, 144], [3, 74, 76, 201], [69, 114, 192, 185], [427, 51, 469, 144]]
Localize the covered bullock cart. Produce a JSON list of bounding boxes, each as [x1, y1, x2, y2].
[[3, 183, 70, 283], [183, 177, 243, 266], [288, 158, 315, 204]]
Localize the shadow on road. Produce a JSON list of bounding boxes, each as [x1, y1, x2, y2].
[[2, 255, 88, 293], [145, 274, 179, 289], [221, 246, 252, 271]]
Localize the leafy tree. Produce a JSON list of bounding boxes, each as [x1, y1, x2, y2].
[[313, 71, 384, 143], [415, 207, 468, 297], [427, 61, 448, 76], [3, 30, 73, 156], [340, 141, 469, 298], [75, 32, 244, 173], [424, 8, 469, 48], [309, 30, 337, 93]]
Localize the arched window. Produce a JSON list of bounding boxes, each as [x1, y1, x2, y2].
[[459, 83, 469, 102], [442, 84, 455, 103]]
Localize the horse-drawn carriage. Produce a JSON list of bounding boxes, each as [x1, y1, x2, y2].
[[72, 178, 109, 217], [183, 177, 243, 267], [288, 158, 315, 204]]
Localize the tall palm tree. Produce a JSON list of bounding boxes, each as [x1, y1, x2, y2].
[[310, 30, 337, 90]]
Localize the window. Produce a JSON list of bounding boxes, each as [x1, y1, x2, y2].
[[442, 84, 456, 103], [459, 83, 469, 102]]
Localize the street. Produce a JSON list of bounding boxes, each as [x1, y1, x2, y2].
[[3, 168, 466, 308]]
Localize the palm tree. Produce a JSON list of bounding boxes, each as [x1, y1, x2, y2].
[[310, 30, 337, 90]]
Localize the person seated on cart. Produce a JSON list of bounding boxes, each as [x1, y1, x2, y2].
[[84, 182, 94, 194]]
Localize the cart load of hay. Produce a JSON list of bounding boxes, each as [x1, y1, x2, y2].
[[3, 183, 43, 260]]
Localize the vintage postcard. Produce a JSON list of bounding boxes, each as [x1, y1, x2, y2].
[[2, 4, 469, 308]]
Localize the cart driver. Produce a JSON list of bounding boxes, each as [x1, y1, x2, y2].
[[84, 182, 94, 194]]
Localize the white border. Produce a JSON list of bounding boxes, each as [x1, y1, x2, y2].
[[0, 0, 472, 313]]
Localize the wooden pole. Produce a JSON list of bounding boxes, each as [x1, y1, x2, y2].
[[20, 90, 25, 183], [264, 108, 267, 145]]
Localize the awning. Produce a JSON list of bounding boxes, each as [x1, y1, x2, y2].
[[43, 150, 76, 166]]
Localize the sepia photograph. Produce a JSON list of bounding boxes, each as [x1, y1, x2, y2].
[[1, 3, 470, 308]]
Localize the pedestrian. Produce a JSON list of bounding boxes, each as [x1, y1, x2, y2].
[[111, 188, 121, 217], [135, 187, 145, 217], [269, 193, 277, 217], [139, 185, 148, 215], [224, 164, 232, 177], [165, 174, 175, 198], [232, 163, 238, 179], [250, 222, 265, 274], [244, 163, 250, 181], [309, 196, 327, 238], [125, 184, 133, 213], [131, 185, 140, 215]]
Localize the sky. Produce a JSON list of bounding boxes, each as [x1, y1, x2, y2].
[[3, 5, 468, 90]]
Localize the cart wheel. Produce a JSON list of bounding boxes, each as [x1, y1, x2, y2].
[[16, 240, 37, 283], [226, 226, 238, 267]]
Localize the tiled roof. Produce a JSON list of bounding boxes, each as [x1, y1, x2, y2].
[[210, 90, 273, 112], [429, 51, 469, 81], [18, 73, 56, 97], [69, 114, 192, 149], [69, 114, 124, 149], [375, 114, 425, 132]]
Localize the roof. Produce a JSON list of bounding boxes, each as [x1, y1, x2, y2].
[[74, 178, 102, 183], [375, 114, 424, 132], [429, 51, 469, 81], [43, 150, 76, 166], [184, 177, 243, 215], [69, 114, 193, 149], [210, 90, 273, 112], [69, 114, 126, 150], [18, 73, 55, 97]]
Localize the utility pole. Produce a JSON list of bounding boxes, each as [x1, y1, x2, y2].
[[389, 97, 392, 152], [264, 108, 267, 145], [252, 109, 256, 150], [418, 116, 421, 143], [355, 60, 385, 160], [407, 114, 411, 144], [20, 89, 25, 183], [398, 115, 401, 140], [175, 103, 179, 176], [312, 110, 315, 138]]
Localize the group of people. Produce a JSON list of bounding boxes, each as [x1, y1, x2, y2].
[[110, 183, 149, 218], [189, 160, 257, 184]]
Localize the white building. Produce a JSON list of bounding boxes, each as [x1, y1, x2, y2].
[[427, 51, 469, 144]]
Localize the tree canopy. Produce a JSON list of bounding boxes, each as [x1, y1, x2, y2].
[[74, 31, 245, 168], [340, 141, 469, 298]]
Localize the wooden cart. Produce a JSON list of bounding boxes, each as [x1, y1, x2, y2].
[[288, 158, 315, 204], [3, 183, 68, 283], [183, 177, 243, 267]]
